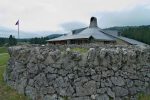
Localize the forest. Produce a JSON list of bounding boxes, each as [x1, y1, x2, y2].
[[121, 25, 150, 45]]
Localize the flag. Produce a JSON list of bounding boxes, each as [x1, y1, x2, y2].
[[15, 20, 19, 25]]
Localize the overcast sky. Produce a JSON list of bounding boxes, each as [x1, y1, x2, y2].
[[0, 0, 150, 33]]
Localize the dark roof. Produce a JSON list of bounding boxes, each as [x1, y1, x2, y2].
[[47, 27, 116, 42], [72, 27, 87, 35]]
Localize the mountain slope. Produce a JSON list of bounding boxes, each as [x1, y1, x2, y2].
[[105, 25, 150, 45]]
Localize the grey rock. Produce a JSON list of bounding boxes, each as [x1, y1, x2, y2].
[[104, 79, 112, 87], [71, 52, 82, 61], [87, 48, 96, 61], [111, 77, 125, 86], [58, 69, 68, 76], [25, 86, 36, 100], [126, 79, 133, 87], [106, 88, 115, 99], [56, 85, 74, 96], [66, 48, 71, 52], [91, 75, 101, 82], [91, 94, 97, 100], [40, 86, 55, 94], [97, 88, 107, 94], [14, 62, 26, 73], [102, 70, 114, 78], [129, 87, 137, 95], [47, 74, 57, 81], [79, 53, 88, 66], [74, 77, 88, 86], [44, 94, 57, 100], [27, 63, 38, 74], [68, 74, 75, 79], [44, 66, 56, 73], [115, 97, 122, 100], [96, 94, 109, 100], [134, 80, 144, 86], [44, 54, 55, 64], [28, 79, 34, 86], [76, 81, 96, 96], [54, 76, 69, 88], [113, 87, 128, 97], [72, 96, 91, 100], [17, 78, 27, 94], [34, 73, 48, 88], [101, 79, 112, 87]]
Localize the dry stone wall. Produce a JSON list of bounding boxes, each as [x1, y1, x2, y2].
[[4, 45, 150, 100]]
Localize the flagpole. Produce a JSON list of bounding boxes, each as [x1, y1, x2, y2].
[[18, 20, 19, 39]]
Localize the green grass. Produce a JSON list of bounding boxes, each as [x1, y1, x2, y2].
[[71, 47, 88, 53], [0, 47, 8, 53], [138, 93, 150, 100], [0, 53, 10, 66], [0, 50, 30, 100]]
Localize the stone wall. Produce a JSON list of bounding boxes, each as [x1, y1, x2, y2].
[[4, 45, 150, 100]]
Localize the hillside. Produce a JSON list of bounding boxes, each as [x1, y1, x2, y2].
[[105, 25, 150, 45]]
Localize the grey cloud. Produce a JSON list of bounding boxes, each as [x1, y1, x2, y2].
[[0, 26, 62, 38], [94, 6, 150, 28], [60, 21, 87, 31]]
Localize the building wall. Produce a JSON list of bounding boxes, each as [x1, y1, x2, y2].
[[115, 39, 130, 45], [48, 38, 130, 45]]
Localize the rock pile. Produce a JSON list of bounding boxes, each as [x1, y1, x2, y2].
[[4, 45, 150, 100]]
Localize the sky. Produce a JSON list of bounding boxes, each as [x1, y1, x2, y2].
[[0, 0, 150, 34]]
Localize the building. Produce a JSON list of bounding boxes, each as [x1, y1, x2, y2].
[[47, 17, 146, 45]]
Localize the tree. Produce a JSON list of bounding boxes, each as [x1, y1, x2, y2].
[[29, 37, 49, 44], [122, 26, 150, 45], [8, 35, 17, 46]]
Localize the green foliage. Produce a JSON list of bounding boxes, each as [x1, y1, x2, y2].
[[0, 37, 9, 46], [8, 35, 17, 46], [138, 93, 150, 100], [122, 26, 150, 45], [29, 37, 49, 44], [71, 48, 88, 53], [62, 96, 69, 100]]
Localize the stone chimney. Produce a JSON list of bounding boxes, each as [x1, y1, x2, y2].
[[89, 17, 98, 28]]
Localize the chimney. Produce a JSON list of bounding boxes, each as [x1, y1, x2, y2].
[[89, 17, 98, 28]]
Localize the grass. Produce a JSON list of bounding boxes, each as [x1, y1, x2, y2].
[[71, 47, 88, 53], [0, 47, 8, 53], [0, 53, 10, 66], [0, 47, 30, 100], [138, 93, 150, 100]]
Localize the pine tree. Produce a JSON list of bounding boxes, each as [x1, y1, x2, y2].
[[8, 35, 17, 46]]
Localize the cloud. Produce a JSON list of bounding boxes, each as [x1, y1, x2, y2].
[[0, 0, 150, 32], [94, 6, 150, 28], [60, 22, 87, 31], [0, 26, 62, 38]]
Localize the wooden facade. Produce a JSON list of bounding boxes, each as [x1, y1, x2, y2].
[[48, 38, 117, 45]]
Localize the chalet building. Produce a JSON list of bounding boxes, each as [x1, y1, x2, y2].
[[47, 17, 146, 45]]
